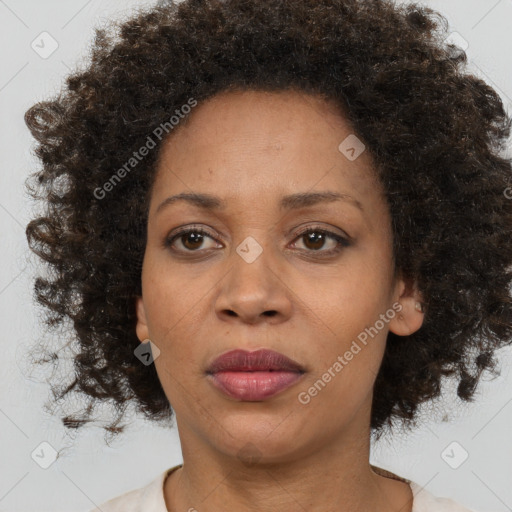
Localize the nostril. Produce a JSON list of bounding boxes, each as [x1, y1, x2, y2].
[[264, 310, 277, 317]]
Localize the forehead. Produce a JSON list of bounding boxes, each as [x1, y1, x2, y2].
[[151, 89, 384, 211]]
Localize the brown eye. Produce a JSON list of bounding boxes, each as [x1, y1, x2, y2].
[[291, 227, 350, 255], [165, 227, 219, 252], [181, 231, 206, 250], [302, 231, 329, 250]]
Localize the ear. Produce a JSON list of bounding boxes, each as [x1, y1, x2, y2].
[[135, 296, 150, 342], [388, 275, 425, 336]]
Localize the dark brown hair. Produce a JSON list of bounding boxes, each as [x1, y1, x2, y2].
[[24, 0, 512, 442]]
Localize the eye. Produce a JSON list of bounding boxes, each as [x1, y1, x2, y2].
[[165, 226, 221, 253], [290, 226, 350, 255], [164, 224, 351, 257]]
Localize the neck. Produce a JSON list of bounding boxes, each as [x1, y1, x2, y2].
[[164, 415, 413, 512]]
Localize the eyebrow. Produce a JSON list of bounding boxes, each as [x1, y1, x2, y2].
[[155, 191, 364, 215]]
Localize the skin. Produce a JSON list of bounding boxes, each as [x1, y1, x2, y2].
[[135, 89, 424, 512]]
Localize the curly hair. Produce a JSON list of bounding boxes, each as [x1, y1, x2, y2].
[[24, 0, 512, 442]]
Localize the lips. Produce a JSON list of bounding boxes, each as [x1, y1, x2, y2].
[[206, 349, 305, 401], [206, 348, 305, 373]]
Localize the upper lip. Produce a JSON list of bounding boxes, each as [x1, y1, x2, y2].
[[206, 349, 305, 373]]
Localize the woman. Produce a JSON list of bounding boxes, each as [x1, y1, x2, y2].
[[24, 0, 512, 510]]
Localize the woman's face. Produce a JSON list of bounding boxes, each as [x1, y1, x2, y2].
[[136, 89, 423, 463]]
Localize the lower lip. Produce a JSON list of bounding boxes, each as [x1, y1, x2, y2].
[[207, 370, 304, 401]]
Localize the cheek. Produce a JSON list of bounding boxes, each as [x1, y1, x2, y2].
[[294, 251, 392, 342], [141, 262, 211, 372], [143, 253, 211, 330], [142, 273, 210, 411], [291, 255, 392, 395], [295, 286, 389, 426]]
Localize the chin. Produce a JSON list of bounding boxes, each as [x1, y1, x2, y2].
[[211, 416, 311, 462]]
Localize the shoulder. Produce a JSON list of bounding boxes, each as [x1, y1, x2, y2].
[[371, 465, 477, 512], [410, 481, 478, 512], [88, 485, 147, 512], [87, 465, 181, 512]]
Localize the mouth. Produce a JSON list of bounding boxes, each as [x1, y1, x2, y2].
[[205, 348, 306, 401]]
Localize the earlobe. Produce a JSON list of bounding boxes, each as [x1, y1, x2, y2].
[[135, 296, 150, 342], [388, 278, 425, 337]]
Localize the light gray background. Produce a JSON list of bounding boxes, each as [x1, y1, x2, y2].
[[1, 0, 511, 510]]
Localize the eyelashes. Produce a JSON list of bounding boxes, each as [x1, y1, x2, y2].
[[165, 226, 220, 253], [291, 226, 350, 254], [164, 224, 351, 258]]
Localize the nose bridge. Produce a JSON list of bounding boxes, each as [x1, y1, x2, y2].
[[229, 234, 274, 301], [215, 233, 290, 322]]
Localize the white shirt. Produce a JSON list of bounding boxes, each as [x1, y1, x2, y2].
[[88, 464, 477, 512]]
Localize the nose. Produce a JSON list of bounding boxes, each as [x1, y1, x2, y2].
[[214, 239, 293, 325]]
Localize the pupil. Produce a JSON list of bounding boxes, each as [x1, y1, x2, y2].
[[306, 232, 324, 250], [184, 232, 203, 249]]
